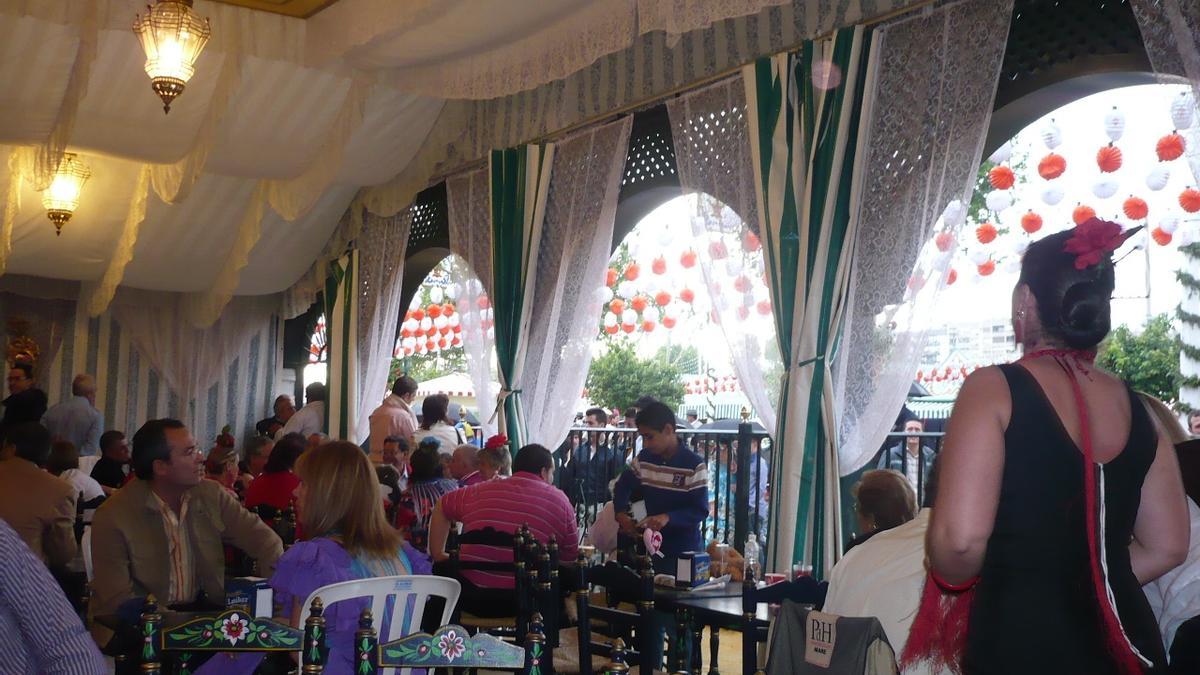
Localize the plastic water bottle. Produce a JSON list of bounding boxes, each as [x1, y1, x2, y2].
[[744, 534, 762, 582]]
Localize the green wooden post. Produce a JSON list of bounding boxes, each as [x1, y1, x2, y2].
[[303, 597, 327, 673], [140, 595, 163, 674], [523, 612, 547, 675], [354, 608, 378, 675]]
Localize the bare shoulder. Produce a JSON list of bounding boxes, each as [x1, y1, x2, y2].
[[956, 365, 1009, 402]]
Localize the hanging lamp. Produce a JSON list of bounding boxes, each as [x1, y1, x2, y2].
[[41, 154, 91, 236], [133, 0, 211, 114]]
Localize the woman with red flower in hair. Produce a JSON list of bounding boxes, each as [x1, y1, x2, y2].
[[907, 218, 1189, 674]]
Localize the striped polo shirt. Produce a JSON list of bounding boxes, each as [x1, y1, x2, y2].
[[439, 472, 579, 588]]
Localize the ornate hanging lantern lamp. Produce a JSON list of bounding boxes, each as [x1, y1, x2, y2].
[[133, 0, 211, 114], [41, 153, 91, 236]]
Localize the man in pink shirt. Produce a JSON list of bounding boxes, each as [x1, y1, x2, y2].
[[367, 376, 419, 465], [429, 444, 578, 589]]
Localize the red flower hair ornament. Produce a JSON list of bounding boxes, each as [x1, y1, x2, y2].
[[1062, 217, 1141, 271], [484, 434, 510, 451]]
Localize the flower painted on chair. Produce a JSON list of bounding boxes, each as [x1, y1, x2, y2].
[[220, 613, 249, 646], [437, 630, 466, 661]]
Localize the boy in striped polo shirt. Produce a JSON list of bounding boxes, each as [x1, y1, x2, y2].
[[614, 402, 708, 573]]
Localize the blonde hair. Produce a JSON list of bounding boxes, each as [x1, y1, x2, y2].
[[1138, 393, 1189, 446], [295, 441, 402, 558]]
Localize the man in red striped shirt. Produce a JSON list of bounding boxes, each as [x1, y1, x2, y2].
[[429, 444, 578, 589]]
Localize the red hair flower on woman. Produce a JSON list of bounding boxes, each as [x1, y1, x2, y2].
[[1062, 217, 1126, 270], [484, 434, 509, 451]]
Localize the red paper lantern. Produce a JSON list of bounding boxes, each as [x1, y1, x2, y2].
[[404, 310, 413, 321], [427, 304, 443, 318], [756, 300, 772, 315], [1122, 196, 1149, 220], [414, 328, 426, 338], [708, 241, 728, 260], [621, 323, 635, 334], [642, 320, 656, 332], [935, 232, 955, 252], [453, 325, 462, 334], [624, 263, 640, 281], [1096, 145, 1123, 173], [412, 308, 425, 321], [736, 306, 750, 321], [437, 338, 448, 349], [631, 296, 649, 313], [1020, 211, 1043, 234], [475, 296, 490, 310], [733, 275, 752, 293], [452, 336, 462, 347], [975, 223, 998, 244], [1180, 187, 1200, 213], [1038, 153, 1067, 180], [977, 260, 996, 276], [662, 316, 677, 329], [1151, 227, 1173, 246], [609, 298, 625, 315], [680, 288, 695, 304], [947, 268, 958, 286], [655, 290, 672, 307], [988, 165, 1015, 190], [743, 231, 762, 252], [439, 326, 451, 336], [605, 324, 619, 335], [481, 319, 493, 330], [442, 303, 455, 316], [1157, 133, 1186, 162], [425, 339, 436, 351], [680, 249, 698, 268], [401, 328, 413, 339], [652, 257, 667, 275], [1072, 204, 1097, 225], [606, 268, 618, 286]]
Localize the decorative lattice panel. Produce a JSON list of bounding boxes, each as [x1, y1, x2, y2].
[[620, 105, 680, 196], [407, 183, 449, 252]]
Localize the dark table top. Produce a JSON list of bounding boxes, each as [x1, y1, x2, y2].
[[672, 594, 817, 628], [653, 582, 743, 604]]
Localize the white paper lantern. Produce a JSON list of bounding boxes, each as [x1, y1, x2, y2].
[[446, 284, 460, 301], [486, 327, 495, 341], [621, 309, 637, 324], [1002, 257, 1022, 274], [988, 142, 1013, 164], [617, 280, 636, 299], [603, 312, 617, 327], [1012, 238, 1031, 256], [484, 308, 494, 321], [433, 316, 448, 330], [1091, 178, 1119, 200], [643, 307, 660, 323], [429, 287, 444, 303], [1041, 186, 1065, 206], [753, 285, 770, 303], [1172, 92, 1195, 130], [985, 190, 1013, 213], [941, 200, 967, 227], [1159, 214, 1180, 235], [419, 317, 432, 331], [1103, 107, 1125, 142], [448, 314, 461, 328], [1145, 165, 1171, 192], [1177, 227, 1196, 247], [968, 249, 990, 266], [596, 285, 614, 304], [402, 336, 416, 349], [724, 257, 743, 277], [1040, 120, 1062, 149]]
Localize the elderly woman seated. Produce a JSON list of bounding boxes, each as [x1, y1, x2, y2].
[[845, 469, 916, 552]]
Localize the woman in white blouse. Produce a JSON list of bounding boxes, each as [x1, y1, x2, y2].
[[411, 394, 463, 457]]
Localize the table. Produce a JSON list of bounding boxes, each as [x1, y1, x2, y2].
[[667, 593, 814, 675]]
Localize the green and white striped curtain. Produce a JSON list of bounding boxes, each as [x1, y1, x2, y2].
[[745, 26, 875, 576], [323, 252, 357, 440], [489, 144, 555, 449]]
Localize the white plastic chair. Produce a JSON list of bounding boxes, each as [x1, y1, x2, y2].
[[299, 575, 461, 674], [81, 526, 93, 582]]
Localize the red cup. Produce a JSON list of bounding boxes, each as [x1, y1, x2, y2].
[[764, 573, 787, 585]]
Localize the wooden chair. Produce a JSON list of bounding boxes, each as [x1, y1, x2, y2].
[[446, 525, 535, 639], [354, 607, 550, 674], [137, 594, 323, 674], [570, 555, 656, 674]]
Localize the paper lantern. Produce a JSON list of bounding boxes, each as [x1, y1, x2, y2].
[[427, 304, 443, 319], [621, 309, 637, 324], [596, 285, 614, 304], [604, 324, 619, 335], [1040, 121, 1062, 149], [988, 165, 1016, 190], [907, 275, 926, 292], [744, 231, 762, 252], [1041, 186, 1065, 206], [617, 280, 636, 299], [662, 316, 677, 329], [433, 316, 447, 330], [442, 303, 455, 316], [1104, 107, 1125, 142], [988, 142, 1013, 164], [975, 223, 998, 244], [602, 312, 617, 328], [621, 323, 635, 334], [1122, 196, 1149, 220], [651, 256, 667, 275], [631, 295, 649, 313], [736, 306, 750, 321], [624, 263, 640, 281], [1172, 92, 1195, 130], [1020, 211, 1043, 234], [1012, 238, 1030, 256], [429, 287, 444, 303], [440, 325, 452, 336], [977, 260, 996, 276], [476, 296, 490, 310], [401, 336, 416, 349], [1157, 133, 1186, 162], [947, 268, 958, 286], [419, 317, 432, 332], [437, 338, 448, 349], [1096, 145, 1123, 173], [935, 232, 955, 253], [968, 249, 990, 265], [425, 339, 436, 352], [724, 257, 744, 278], [1038, 153, 1067, 180], [1159, 215, 1179, 235], [733, 275, 752, 293], [1146, 165, 1171, 192], [680, 249, 698, 268], [1072, 204, 1097, 225], [708, 240, 728, 260], [1151, 227, 1173, 246], [400, 328, 413, 339], [609, 298, 625, 315], [655, 290, 672, 307], [446, 284, 460, 301], [1182, 188, 1200, 213], [941, 200, 967, 227], [606, 268, 618, 286], [451, 336, 462, 347], [412, 308, 425, 321], [1092, 179, 1118, 200], [985, 191, 1012, 213], [679, 288, 695, 304], [452, 323, 462, 333], [642, 307, 660, 323]]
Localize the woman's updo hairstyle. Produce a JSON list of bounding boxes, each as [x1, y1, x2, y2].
[[1017, 228, 1118, 348], [1018, 228, 1116, 350]]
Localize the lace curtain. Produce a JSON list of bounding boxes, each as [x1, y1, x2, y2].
[[833, 0, 1015, 474], [448, 169, 498, 439], [666, 79, 780, 432], [522, 117, 632, 448], [352, 209, 413, 443]]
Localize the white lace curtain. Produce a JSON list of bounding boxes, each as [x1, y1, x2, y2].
[[522, 117, 633, 448], [666, 79, 780, 432], [832, 0, 1015, 474]]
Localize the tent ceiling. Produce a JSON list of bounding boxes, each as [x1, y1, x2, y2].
[[211, 0, 343, 19]]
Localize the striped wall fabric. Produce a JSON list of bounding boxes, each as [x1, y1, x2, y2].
[[745, 26, 874, 577], [23, 301, 279, 449], [324, 252, 357, 441]]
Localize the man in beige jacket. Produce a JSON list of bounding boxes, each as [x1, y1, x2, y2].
[[0, 422, 76, 568], [368, 375, 419, 464], [91, 418, 283, 617]]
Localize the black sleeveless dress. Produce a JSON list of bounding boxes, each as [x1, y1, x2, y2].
[[963, 364, 1167, 674]]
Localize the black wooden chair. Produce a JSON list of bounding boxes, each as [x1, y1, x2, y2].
[[444, 525, 532, 638], [568, 554, 656, 675]]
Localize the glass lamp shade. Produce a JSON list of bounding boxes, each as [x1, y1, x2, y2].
[[133, 0, 211, 114], [41, 154, 91, 236]]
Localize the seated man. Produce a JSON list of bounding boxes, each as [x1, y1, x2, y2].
[[560, 407, 624, 508], [0, 422, 77, 568], [613, 402, 708, 574], [256, 394, 295, 439], [91, 419, 284, 619], [823, 459, 940, 660], [428, 444, 578, 598], [90, 429, 131, 495], [448, 443, 483, 487]]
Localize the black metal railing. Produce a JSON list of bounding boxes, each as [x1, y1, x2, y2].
[[874, 431, 944, 508], [554, 422, 772, 555]]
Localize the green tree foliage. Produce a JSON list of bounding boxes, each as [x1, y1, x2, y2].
[[1097, 314, 1182, 403], [656, 343, 700, 374], [586, 340, 686, 412], [389, 349, 468, 388]]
